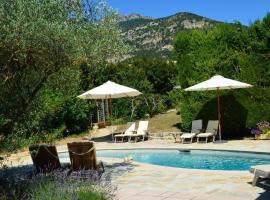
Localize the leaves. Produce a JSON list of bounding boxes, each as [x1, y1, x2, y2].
[[0, 0, 128, 150], [174, 14, 270, 138]]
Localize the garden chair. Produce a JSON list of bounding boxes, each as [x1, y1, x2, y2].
[[113, 122, 136, 142], [67, 141, 104, 174], [180, 119, 202, 143], [196, 120, 218, 143], [250, 164, 270, 186], [129, 121, 149, 142], [29, 144, 61, 173]]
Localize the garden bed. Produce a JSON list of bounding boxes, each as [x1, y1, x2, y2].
[[0, 163, 116, 200]]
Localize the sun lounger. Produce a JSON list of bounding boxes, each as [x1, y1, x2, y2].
[[113, 122, 136, 142], [67, 141, 104, 174], [196, 120, 218, 143], [29, 144, 61, 173], [129, 121, 149, 142], [180, 120, 202, 143], [250, 164, 270, 186]]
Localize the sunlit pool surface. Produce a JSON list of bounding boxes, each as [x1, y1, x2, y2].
[[59, 149, 270, 171]]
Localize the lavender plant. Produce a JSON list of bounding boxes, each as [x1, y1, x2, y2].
[[0, 164, 116, 200], [250, 128, 261, 135]]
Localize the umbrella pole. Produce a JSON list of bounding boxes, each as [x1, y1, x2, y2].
[[109, 95, 112, 116], [217, 88, 221, 140]]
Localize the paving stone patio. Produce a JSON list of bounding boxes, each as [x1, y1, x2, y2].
[[5, 139, 270, 200]]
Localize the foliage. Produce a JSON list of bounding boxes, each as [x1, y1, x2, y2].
[[106, 57, 177, 119], [174, 14, 270, 138], [251, 121, 270, 136], [0, 165, 114, 200], [0, 0, 128, 151]]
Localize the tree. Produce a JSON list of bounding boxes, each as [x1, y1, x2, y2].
[[173, 15, 270, 138], [0, 0, 127, 121], [0, 0, 128, 150]]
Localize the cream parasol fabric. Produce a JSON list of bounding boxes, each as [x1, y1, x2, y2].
[[184, 75, 252, 140]]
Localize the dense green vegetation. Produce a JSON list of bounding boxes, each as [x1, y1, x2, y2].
[[0, 0, 178, 152], [0, 0, 128, 151], [174, 14, 270, 138], [106, 58, 177, 120], [119, 17, 153, 31]]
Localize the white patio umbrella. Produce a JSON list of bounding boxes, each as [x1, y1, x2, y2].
[[78, 80, 142, 115], [184, 75, 252, 140]]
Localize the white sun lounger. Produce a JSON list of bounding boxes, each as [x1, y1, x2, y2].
[[180, 120, 202, 144], [129, 121, 149, 143], [114, 122, 136, 142], [196, 120, 218, 143], [250, 164, 270, 186]]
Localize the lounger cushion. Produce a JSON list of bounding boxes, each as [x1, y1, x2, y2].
[[250, 165, 270, 178], [180, 133, 196, 139], [196, 132, 214, 138]]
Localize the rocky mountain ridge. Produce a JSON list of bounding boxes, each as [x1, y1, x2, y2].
[[118, 12, 219, 58]]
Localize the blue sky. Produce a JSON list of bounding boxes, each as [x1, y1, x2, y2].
[[105, 0, 270, 25]]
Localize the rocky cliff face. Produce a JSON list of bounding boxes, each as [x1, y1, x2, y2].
[[119, 12, 218, 59], [118, 14, 152, 22]]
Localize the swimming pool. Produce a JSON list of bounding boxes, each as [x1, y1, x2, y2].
[[99, 149, 270, 171], [59, 149, 270, 171]]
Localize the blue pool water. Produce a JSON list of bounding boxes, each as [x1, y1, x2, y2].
[[94, 149, 270, 171]]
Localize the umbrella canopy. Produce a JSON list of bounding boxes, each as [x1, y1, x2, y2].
[[78, 81, 142, 99], [78, 81, 142, 117], [184, 75, 252, 91], [184, 75, 252, 141]]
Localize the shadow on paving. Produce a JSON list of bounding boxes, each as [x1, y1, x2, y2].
[[255, 180, 270, 200], [104, 162, 138, 178], [91, 134, 114, 143], [91, 133, 147, 143]]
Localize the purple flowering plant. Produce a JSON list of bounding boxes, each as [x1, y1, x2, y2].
[[251, 121, 270, 135], [250, 128, 261, 135]]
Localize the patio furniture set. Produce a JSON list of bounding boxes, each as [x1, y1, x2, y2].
[[113, 121, 149, 143]]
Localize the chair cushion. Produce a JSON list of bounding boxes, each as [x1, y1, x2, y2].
[[197, 132, 214, 137], [180, 133, 196, 139]]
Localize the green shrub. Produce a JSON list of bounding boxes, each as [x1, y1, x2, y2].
[[174, 15, 270, 138]]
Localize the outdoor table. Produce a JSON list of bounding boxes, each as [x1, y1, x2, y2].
[[167, 131, 182, 142]]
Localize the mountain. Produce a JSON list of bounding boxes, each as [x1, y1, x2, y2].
[[119, 12, 219, 59], [118, 14, 152, 22]]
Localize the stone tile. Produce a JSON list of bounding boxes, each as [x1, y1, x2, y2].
[[167, 192, 197, 199], [157, 191, 178, 198], [121, 195, 164, 200], [135, 190, 165, 197], [164, 198, 192, 200]]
